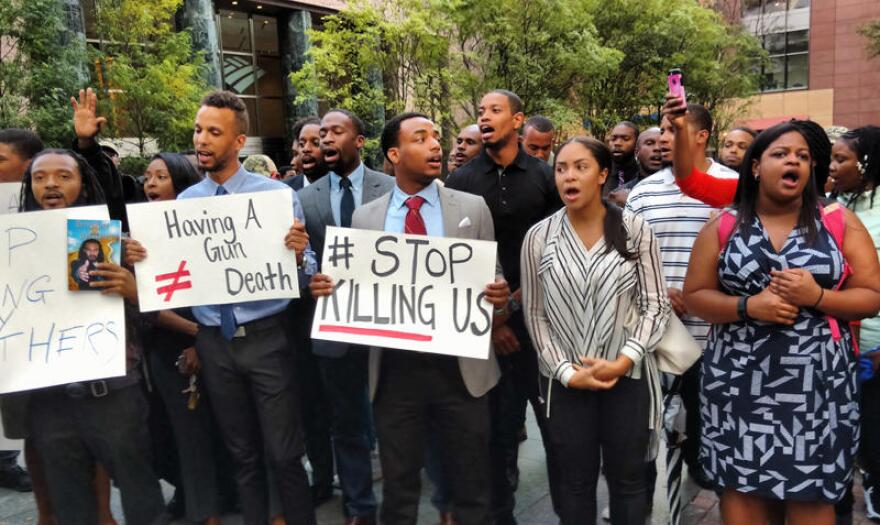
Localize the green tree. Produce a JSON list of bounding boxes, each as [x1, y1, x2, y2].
[[861, 19, 880, 58], [90, 0, 208, 155], [0, 0, 88, 146]]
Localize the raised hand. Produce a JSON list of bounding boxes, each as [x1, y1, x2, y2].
[[71, 87, 107, 143]]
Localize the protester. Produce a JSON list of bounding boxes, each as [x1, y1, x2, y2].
[[448, 124, 482, 172], [608, 127, 662, 207], [521, 136, 669, 524], [718, 127, 756, 171], [0, 128, 42, 494], [829, 126, 880, 520], [605, 121, 640, 194], [0, 129, 43, 184], [137, 152, 239, 525], [520, 116, 555, 163], [297, 108, 394, 524], [446, 89, 562, 524], [17, 148, 167, 525], [285, 116, 328, 191], [311, 111, 510, 525], [242, 154, 280, 179], [127, 91, 317, 524], [627, 106, 737, 492], [683, 121, 880, 525]]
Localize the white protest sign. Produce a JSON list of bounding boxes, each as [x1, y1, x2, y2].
[[127, 189, 300, 312], [0, 205, 126, 394], [311, 226, 497, 359], [0, 182, 21, 215]]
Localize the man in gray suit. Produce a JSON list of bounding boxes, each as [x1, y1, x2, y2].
[[297, 109, 394, 525], [310, 112, 510, 525]]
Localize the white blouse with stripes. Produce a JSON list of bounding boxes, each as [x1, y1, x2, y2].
[[521, 208, 671, 456]]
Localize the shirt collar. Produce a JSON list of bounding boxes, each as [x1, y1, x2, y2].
[[472, 145, 532, 174], [392, 179, 441, 209], [330, 162, 365, 191], [211, 164, 250, 194]]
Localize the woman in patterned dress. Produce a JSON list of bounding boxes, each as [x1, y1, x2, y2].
[[684, 122, 880, 524]]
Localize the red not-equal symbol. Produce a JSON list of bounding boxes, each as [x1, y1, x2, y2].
[[155, 260, 192, 302]]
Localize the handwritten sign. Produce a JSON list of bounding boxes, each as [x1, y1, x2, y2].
[[0, 182, 21, 215], [311, 227, 497, 359], [0, 205, 126, 394], [127, 190, 301, 312]]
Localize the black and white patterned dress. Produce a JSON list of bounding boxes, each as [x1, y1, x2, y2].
[[700, 213, 859, 503]]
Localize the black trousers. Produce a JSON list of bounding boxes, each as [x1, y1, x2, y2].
[[28, 384, 167, 525], [489, 315, 560, 524], [374, 350, 491, 525], [543, 375, 650, 525], [196, 316, 315, 525]]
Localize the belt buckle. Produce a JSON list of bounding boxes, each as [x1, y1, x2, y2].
[[233, 326, 246, 338], [89, 380, 109, 398]]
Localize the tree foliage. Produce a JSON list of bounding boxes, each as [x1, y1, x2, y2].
[[293, 0, 765, 144], [861, 19, 880, 59], [90, 0, 208, 154], [0, 0, 88, 146]]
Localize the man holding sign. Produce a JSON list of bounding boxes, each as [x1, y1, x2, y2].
[[127, 91, 317, 525], [310, 113, 510, 525]]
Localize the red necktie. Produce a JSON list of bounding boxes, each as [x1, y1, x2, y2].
[[404, 196, 427, 235]]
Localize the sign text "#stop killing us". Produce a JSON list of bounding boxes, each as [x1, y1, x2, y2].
[[321, 234, 492, 336]]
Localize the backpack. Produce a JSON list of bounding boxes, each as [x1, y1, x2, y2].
[[716, 202, 860, 354]]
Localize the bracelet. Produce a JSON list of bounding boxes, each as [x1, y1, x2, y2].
[[737, 296, 750, 321], [812, 287, 825, 309]]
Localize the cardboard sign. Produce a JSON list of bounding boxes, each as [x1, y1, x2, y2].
[[127, 190, 301, 312], [311, 226, 497, 359], [0, 205, 126, 394], [0, 182, 21, 215]]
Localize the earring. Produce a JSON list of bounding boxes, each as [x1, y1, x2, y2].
[[857, 155, 868, 178], [753, 171, 760, 180]]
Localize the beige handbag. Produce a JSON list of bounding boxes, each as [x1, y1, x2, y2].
[[654, 314, 702, 375], [623, 305, 703, 375]]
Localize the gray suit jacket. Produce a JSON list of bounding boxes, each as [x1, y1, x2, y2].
[[299, 166, 394, 357], [353, 184, 503, 399]]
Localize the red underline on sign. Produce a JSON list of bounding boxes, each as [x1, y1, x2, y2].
[[318, 325, 433, 342]]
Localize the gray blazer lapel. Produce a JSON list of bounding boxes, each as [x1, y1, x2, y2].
[[439, 187, 462, 237], [363, 169, 388, 203], [315, 176, 335, 227]]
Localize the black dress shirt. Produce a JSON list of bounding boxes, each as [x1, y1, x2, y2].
[[445, 147, 561, 291]]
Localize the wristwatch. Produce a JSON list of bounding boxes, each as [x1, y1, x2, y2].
[[508, 296, 521, 313]]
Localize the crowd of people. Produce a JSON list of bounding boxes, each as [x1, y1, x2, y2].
[[0, 82, 879, 525]]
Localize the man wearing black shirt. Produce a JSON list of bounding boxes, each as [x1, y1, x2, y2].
[[446, 89, 562, 525], [605, 121, 640, 194]]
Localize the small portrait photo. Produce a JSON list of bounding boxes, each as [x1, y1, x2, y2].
[[67, 219, 122, 291]]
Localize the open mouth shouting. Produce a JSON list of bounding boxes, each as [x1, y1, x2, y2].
[[323, 147, 340, 165], [780, 169, 801, 190]]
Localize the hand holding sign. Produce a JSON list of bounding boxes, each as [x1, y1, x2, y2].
[[123, 238, 147, 266], [88, 263, 139, 303], [284, 219, 309, 265]]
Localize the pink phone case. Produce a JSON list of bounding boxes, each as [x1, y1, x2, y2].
[[668, 72, 686, 104]]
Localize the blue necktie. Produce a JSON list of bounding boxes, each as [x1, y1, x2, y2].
[[215, 185, 237, 340], [340, 177, 354, 227]]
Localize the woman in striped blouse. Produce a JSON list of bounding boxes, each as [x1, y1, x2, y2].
[[521, 137, 670, 525]]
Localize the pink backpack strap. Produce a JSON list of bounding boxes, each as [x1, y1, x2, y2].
[[819, 202, 856, 352], [716, 209, 737, 252]]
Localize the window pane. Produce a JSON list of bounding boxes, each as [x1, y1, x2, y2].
[[219, 10, 251, 52], [253, 16, 279, 57], [790, 0, 810, 9], [786, 54, 809, 89], [742, 0, 762, 16], [257, 56, 283, 97], [764, 0, 787, 13], [762, 56, 786, 91], [258, 98, 285, 138], [243, 98, 258, 136], [787, 30, 809, 54], [223, 55, 257, 95], [764, 33, 786, 55]]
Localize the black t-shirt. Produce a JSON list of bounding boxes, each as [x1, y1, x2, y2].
[[446, 147, 562, 291], [606, 156, 640, 193]]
